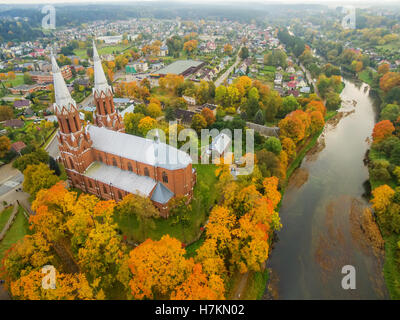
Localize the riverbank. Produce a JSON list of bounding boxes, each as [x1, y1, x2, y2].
[[233, 109, 339, 300], [266, 79, 387, 299]]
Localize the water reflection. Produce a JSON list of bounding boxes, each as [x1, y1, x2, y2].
[[266, 79, 388, 300]]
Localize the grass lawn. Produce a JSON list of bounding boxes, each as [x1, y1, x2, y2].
[[115, 164, 218, 244], [286, 129, 323, 182], [0, 206, 31, 261], [185, 233, 205, 258], [382, 233, 400, 299], [4, 75, 24, 88], [241, 268, 269, 300], [0, 206, 14, 232], [359, 69, 374, 86], [74, 44, 132, 59]]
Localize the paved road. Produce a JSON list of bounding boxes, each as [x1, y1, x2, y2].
[[78, 92, 93, 109], [46, 131, 60, 159], [300, 62, 320, 97], [215, 45, 243, 87], [0, 172, 23, 198]]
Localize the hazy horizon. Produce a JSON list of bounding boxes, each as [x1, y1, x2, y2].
[[0, 0, 398, 6]]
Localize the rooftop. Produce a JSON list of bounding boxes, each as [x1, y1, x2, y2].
[[87, 125, 192, 170], [84, 161, 156, 197], [157, 60, 204, 76]]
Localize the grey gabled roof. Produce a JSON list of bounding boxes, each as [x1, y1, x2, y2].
[[151, 182, 174, 204], [87, 125, 192, 170], [84, 161, 157, 196]]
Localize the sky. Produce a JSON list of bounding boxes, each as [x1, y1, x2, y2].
[[0, 0, 398, 5]]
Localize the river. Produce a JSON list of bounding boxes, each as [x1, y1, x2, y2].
[[266, 79, 389, 299]]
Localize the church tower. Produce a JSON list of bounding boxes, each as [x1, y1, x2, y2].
[[52, 53, 94, 187], [92, 40, 124, 132]]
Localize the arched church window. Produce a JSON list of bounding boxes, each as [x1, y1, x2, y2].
[[67, 119, 72, 132], [162, 172, 168, 183], [144, 167, 149, 177], [98, 154, 103, 163], [113, 158, 117, 167], [128, 163, 133, 172], [73, 115, 79, 131], [103, 185, 107, 194]]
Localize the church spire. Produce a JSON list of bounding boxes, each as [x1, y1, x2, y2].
[[51, 50, 76, 113], [91, 39, 124, 133], [92, 39, 111, 95]]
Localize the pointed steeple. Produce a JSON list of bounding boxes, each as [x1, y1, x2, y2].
[[51, 49, 76, 113], [92, 39, 111, 95]]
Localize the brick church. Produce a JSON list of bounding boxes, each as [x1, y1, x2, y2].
[[52, 42, 196, 217]]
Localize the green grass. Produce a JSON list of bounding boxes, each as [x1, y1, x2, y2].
[[0, 206, 14, 232], [116, 164, 218, 244], [262, 65, 276, 72], [0, 206, 31, 261], [4, 75, 24, 88], [286, 129, 323, 182], [382, 233, 400, 300], [241, 268, 269, 300], [325, 110, 338, 121], [359, 69, 375, 86], [185, 233, 205, 258], [74, 44, 132, 59]]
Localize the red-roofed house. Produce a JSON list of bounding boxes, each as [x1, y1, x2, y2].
[[11, 141, 27, 155]]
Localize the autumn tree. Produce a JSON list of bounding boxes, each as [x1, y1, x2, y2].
[[380, 72, 400, 93], [147, 102, 162, 118], [201, 107, 216, 126], [371, 185, 400, 233], [127, 235, 192, 299], [171, 263, 225, 300], [159, 74, 184, 95], [0, 105, 14, 121], [281, 137, 296, 161], [223, 44, 233, 56], [191, 114, 207, 133], [23, 163, 60, 199], [13, 148, 49, 172], [279, 112, 306, 144], [378, 63, 390, 75], [77, 209, 127, 293], [309, 111, 325, 135], [116, 194, 159, 240], [10, 270, 94, 300], [138, 116, 157, 136], [0, 135, 11, 157], [372, 120, 395, 144], [183, 40, 198, 54]]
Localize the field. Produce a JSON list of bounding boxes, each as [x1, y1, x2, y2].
[[74, 44, 132, 59], [3, 74, 24, 88], [359, 69, 374, 87]]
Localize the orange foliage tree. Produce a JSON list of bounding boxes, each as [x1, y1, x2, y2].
[[372, 120, 395, 143], [380, 72, 400, 93], [127, 235, 193, 299]]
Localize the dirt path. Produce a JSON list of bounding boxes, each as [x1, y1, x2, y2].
[[232, 272, 249, 299]]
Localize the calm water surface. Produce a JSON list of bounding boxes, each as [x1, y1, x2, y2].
[[267, 79, 389, 299]]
